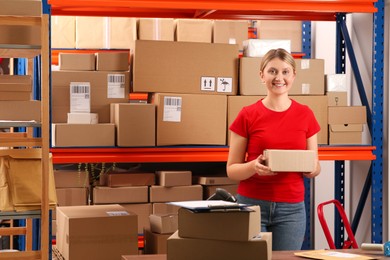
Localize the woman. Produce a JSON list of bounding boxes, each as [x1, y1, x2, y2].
[[227, 48, 321, 250]]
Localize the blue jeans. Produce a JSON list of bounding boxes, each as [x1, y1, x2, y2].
[[236, 194, 306, 251]]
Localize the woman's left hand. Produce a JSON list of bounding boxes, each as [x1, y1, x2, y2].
[[303, 161, 321, 178]]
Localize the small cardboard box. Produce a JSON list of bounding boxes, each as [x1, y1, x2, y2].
[[51, 123, 115, 147], [193, 176, 238, 186], [59, 53, 96, 71], [143, 228, 171, 254], [0, 25, 40, 46], [54, 170, 89, 188], [328, 106, 367, 144], [149, 185, 203, 203], [67, 113, 99, 124], [178, 206, 260, 241], [56, 204, 138, 260], [93, 186, 149, 204], [110, 103, 156, 147], [154, 93, 227, 146], [152, 203, 181, 215], [56, 188, 88, 207], [167, 231, 272, 260], [0, 0, 42, 16], [0, 101, 40, 121], [213, 20, 248, 51], [105, 172, 155, 187], [155, 171, 192, 187], [51, 16, 76, 48], [138, 18, 175, 41], [292, 59, 325, 95], [133, 40, 238, 95], [175, 19, 213, 43], [96, 52, 130, 71], [149, 214, 178, 234], [327, 91, 348, 106], [0, 75, 32, 92], [264, 149, 316, 172]]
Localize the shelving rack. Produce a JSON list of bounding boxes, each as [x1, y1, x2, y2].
[[0, 3, 51, 260], [48, 0, 383, 249]]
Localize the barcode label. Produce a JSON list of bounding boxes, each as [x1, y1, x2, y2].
[[70, 82, 91, 113], [106, 211, 130, 216], [107, 74, 125, 98], [163, 96, 182, 122]]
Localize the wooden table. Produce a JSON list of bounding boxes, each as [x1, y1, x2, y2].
[[272, 249, 387, 259]]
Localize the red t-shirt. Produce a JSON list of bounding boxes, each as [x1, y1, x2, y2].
[[229, 99, 320, 203]]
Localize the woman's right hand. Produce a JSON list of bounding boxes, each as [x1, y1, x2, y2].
[[254, 154, 276, 176]]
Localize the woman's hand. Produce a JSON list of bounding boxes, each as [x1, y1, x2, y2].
[[254, 154, 277, 176], [303, 161, 321, 178]]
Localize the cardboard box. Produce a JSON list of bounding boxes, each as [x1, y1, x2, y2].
[[0, 75, 32, 92], [0, 0, 42, 16], [0, 25, 40, 46], [56, 188, 88, 207], [152, 203, 181, 215], [52, 70, 130, 123], [154, 93, 227, 146], [239, 57, 267, 96], [243, 39, 291, 57], [76, 17, 137, 50], [56, 204, 138, 260], [144, 228, 171, 254], [105, 173, 155, 187], [328, 106, 367, 144], [213, 20, 248, 51], [178, 206, 260, 241], [175, 19, 213, 43], [111, 103, 156, 147], [0, 101, 40, 121], [327, 91, 348, 106], [120, 203, 152, 234], [155, 171, 192, 187], [67, 113, 99, 124], [51, 16, 76, 48], [257, 20, 302, 52], [167, 231, 272, 260], [51, 123, 115, 147], [292, 59, 325, 95], [326, 74, 348, 92], [264, 149, 316, 172], [149, 185, 203, 203], [133, 40, 238, 95], [93, 186, 149, 204], [138, 18, 175, 41], [0, 92, 31, 101], [193, 176, 238, 186], [96, 52, 130, 71], [227, 95, 328, 145], [54, 170, 89, 188], [59, 53, 96, 71], [149, 214, 178, 234]]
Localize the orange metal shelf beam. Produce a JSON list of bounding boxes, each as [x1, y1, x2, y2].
[[50, 146, 376, 164], [48, 0, 377, 20]]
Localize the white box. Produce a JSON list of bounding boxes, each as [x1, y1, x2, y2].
[[67, 113, 99, 124], [326, 74, 348, 92], [243, 39, 291, 57]]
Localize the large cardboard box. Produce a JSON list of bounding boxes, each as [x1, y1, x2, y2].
[[227, 95, 328, 145], [76, 17, 137, 50], [154, 93, 227, 146], [155, 171, 192, 187], [51, 16, 76, 48], [257, 20, 302, 52], [133, 40, 238, 95], [111, 103, 156, 147], [0, 101, 40, 121], [167, 231, 272, 260], [51, 123, 115, 147], [175, 19, 213, 43], [59, 53, 96, 71], [54, 170, 89, 188], [264, 149, 316, 172], [149, 185, 203, 203], [52, 70, 130, 123], [120, 203, 152, 234], [56, 204, 138, 260], [213, 20, 248, 51], [178, 206, 260, 241], [93, 186, 149, 204], [138, 18, 175, 41], [328, 106, 367, 144]]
